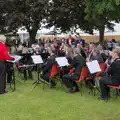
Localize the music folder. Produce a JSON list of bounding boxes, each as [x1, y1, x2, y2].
[[31, 55, 43, 64], [55, 57, 69, 67], [7, 55, 22, 63], [86, 60, 101, 74]]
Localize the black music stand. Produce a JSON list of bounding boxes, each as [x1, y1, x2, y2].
[[7, 61, 23, 91], [32, 55, 49, 90], [19, 53, 33, 80]]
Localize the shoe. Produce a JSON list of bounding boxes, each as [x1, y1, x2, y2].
[[66, 88, 75, 94], [0, 91, 8, 95], [50, 83, 56, 88], [98, 97, 108, 101], [4, 91, 8, 94], [74, 88, 80, 92]]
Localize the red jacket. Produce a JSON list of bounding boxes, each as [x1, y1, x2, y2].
[[0, 43, 13, 61]]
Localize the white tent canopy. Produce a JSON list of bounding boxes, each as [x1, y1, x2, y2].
[[17, 23, 120, 42]]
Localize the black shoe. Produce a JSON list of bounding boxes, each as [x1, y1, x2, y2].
[[66, 88, 75, 94], [4, 91, 8, 93], [74, 88, 80, 92], [98, 97, 108, 101], [50, 83, 56, 88]]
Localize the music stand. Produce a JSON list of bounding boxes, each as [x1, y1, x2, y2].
[[19, 53, 34, 80], [55, 57, 69, 67], [55, 57, 69, 86], [7, 56, 23, 91], [86, 60, 101, 96], [32, 55, 49, 89]]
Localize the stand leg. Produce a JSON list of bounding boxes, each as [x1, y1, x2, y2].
[[32, 71, 49, 90], [10, 72, 16, 91]]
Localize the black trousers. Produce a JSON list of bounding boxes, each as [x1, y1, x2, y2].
[[0, 61, 6, 94], [42, 72, 50, 82], [99, 74, 116, 98], [42, 72, 55, 85], [62, 73, 79, 90]]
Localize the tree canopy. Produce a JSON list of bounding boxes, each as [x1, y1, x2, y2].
[[3, 0, 50, 44], [85, 0, 120, 43], [47, 0, 94, 34], [1, 0, 120, 43]]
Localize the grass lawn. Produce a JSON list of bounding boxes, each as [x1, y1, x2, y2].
[[0, 73, 120, 120]]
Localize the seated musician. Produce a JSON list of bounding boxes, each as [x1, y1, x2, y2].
[[87, 43, 96, 59], [22, 43, 28, 54], [41, 48, 56, 88], [99, 48, 120, 100], [86, 48, 104, 86], [76, 43, 86, 59], [16, 43, 23, 54], [19, 43, 33, 79], [0, 35, 14, 94], [62, 48, 86, 93]]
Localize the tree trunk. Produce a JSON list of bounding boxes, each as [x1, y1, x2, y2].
[[99, 26, 105, 45], [29, 30, 37, 45], [27, 24, 39, 47]]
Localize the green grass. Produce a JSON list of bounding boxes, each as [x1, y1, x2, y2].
[[0, 73, 120, 120]]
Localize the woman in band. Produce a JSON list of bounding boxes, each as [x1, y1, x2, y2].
[[0, 35, 14, 94], [99, 48, 120, 100]]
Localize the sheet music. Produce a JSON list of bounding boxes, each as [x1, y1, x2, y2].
[[86, 60, 101, 74], [31, 55, 43, 64], [7, 55, 22, 63], [56, 57, 69, 67]]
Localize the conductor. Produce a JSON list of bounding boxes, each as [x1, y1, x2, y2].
[[0, 35, 14, 94]]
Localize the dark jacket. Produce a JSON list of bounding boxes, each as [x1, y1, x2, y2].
[[91, 54, 104, 64], [107, 59, 120, 85], [42, 55, 56, 75], [71, 55, 86, 76], [80, 49, 86, 59]]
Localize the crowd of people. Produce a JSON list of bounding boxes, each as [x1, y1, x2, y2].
[[0, 34, 120, 101]]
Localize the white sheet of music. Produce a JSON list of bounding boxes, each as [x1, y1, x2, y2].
[[86, 60, 101, 74], [31, 55, 43, 64], [56, 57, 69, 67], [7, 55, 22, 63]]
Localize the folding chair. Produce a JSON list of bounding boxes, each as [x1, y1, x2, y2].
[[48, 64, 61, 88], [76, 67, 90, 83], [95, 63, 106, 87], [50, 64, 61, 80], [96, 63, 106, 79], [76, 67, 90, 95], [107, 85, 120, 98], [89, 63, 106, 96]]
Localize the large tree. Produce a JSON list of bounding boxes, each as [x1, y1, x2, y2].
[[0, 0, 7, 33], [48, 0, 120, 43], [47, 0, 94, 35], [5, 0, 49, 44], [85, 0, 120, 44]]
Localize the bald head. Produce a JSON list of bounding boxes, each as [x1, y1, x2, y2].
[[0, 35, 6, 44]]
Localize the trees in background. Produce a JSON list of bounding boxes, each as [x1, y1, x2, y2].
[[85, 0, 120, 43], [4, 0, 50, 44], [1, 0, 120, 43], [47, 0, 94, 34], [0, 0, 7, 33]]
